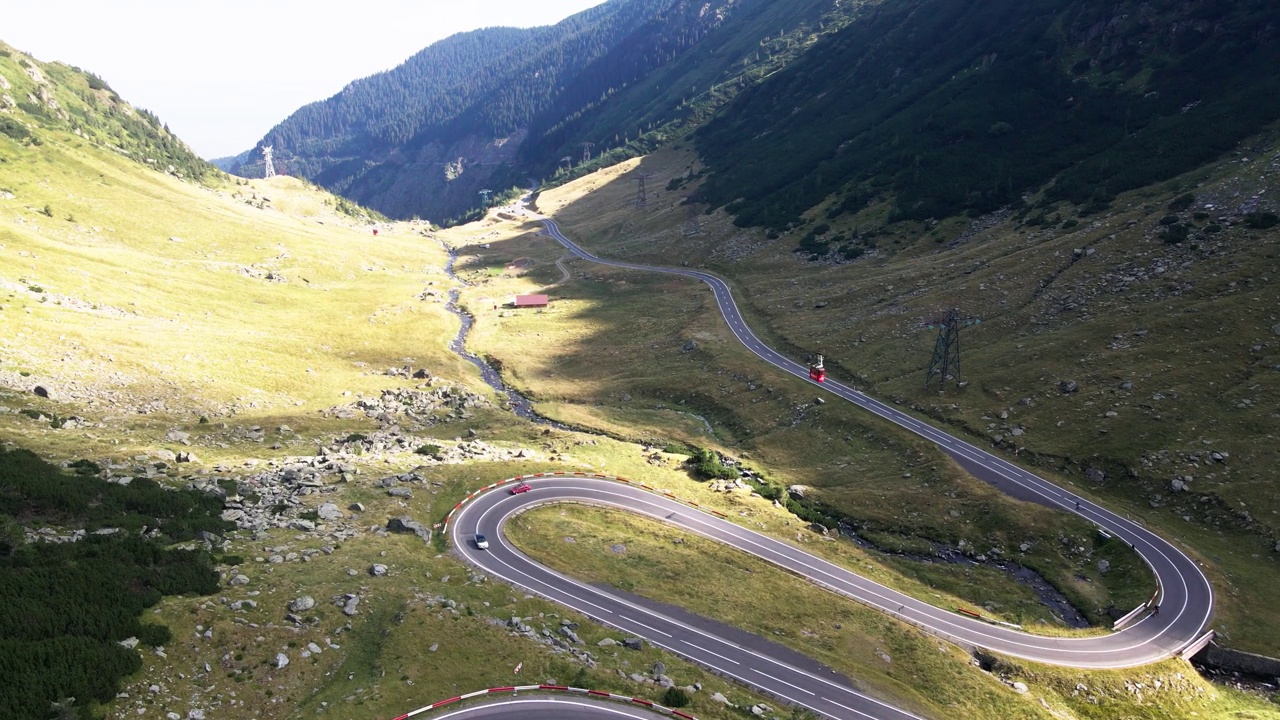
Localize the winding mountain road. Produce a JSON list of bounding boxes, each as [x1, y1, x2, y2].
[[423, 696, 677, 720], [443, 207, 1216, 718]]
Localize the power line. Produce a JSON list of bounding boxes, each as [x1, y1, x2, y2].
[[632, 171, 655, 208], [924, 309, 963, 390]]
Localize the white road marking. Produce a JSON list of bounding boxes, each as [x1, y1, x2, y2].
[[616, 614, 672, 638], [751, 668, 817, 695], [684, 641, 741, 664]]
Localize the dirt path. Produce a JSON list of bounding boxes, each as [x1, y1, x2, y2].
[[544, 254, 573, 288]]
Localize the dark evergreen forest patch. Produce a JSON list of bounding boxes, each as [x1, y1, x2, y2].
[[0, 450, 225, 720], [695, 0, 1280, 231]]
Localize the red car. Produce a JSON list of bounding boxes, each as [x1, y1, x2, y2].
[[510, 483, 533, 494]]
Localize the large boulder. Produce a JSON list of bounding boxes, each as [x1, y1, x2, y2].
[[289, 596, 316, 613], [316, 503, 343, 521], [386, 516, 431, 543]]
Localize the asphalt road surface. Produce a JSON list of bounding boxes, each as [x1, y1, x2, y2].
[[443, 205, 1216, 718], [425, 696, 674, 720]]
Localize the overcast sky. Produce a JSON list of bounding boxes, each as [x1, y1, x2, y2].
[[1, 0, 607, 159]]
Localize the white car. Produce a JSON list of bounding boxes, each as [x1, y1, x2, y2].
[[475, 534, 489, 550]]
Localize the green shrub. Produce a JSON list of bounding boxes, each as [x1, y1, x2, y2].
[[137, 623, 171, 647], [415, 443, 443, 458], [1158, 214, 1180, 225], [84, 72, 111, 92], [1244, 211, 1278, 229], [41, 204, 53, 218], [689, 448, 737, 480], [70, 459, 100, 476], [1168, 193, 1195, 212], [662, 687, 691, 708], [0, 117, 31, 142], [1160, 223, 1190, 244], [756, 483, 784, 502]]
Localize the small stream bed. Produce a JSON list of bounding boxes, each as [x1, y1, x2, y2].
[[443, 247, 567, 429]]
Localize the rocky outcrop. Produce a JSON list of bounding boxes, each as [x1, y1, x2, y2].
[[322, 387, 490, 429], [493, 612, 599, 668], [183, 435, 535, 535]]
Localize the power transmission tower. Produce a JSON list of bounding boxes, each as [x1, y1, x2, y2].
[[478, 188, 493, 207], [632, 171, 655, 208], [924, 309, 974, 390], [580, 142, 595, 164], [683, 193, 703, 236], [262, 145, 275, 178]]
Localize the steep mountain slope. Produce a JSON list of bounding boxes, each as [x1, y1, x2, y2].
[[696, 0, 1280, 230], [0, 41, 212, 182], [233, 0, 865, 222], [234, 1, 678, 220], [6, 29, 1280, 720]]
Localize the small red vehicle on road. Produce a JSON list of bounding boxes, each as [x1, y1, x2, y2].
[[510, 483, 533, 494]]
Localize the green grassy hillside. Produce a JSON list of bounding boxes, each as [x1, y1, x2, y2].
[[3, 31, 1279, 720], [523, 128, 1280, 660], [0, 42, 816, 720]]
